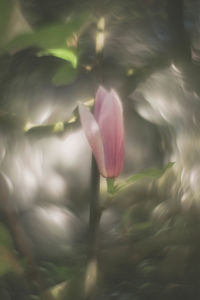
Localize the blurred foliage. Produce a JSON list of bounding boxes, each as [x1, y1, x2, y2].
[[40, 262, 76, 287], [115, 162, 174, 193], [0, 223, 14, 250], [0, 13, 91, 86], [0, 0, 14, 44], [0, 246, 21, 277], [38, 48, 78, 68], [126, 221, 154, 240], [126, 162, 174, 183], [1, 14, 91, 52], [52, 63, 77, 85], [0, 223, 22, 277], [38, 47, 78, 85]]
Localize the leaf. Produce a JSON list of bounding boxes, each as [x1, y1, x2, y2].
[[126, 162, 174, 183], [0, 0, 14, 44], [1, 14, 91, 52], [0, 223, 14, 249], [52, 63, 77, 86], [0, 223, 22, 277], [0, 246, 22, 276], [128, 222, 154, 239], [38, 48, 78, 68], [115, 162, 174, 193]]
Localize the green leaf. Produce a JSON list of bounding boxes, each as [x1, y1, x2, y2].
[[0, 246, 22, 276], [38, 48, 78, 68], [52, 63, 77, 86], [126, 162, 174, 183], [0, 247, 14, 276], [1, 14, 91, 52], [0, 223, 14, 249], [0, 223, 20, 277], [0, 0, 14, 44], [116, 162, 174, 193]]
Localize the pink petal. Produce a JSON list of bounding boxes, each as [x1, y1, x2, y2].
[[78, 103, 107, 177], [97, 89, 124, 177], [94, 86, 108, 122]]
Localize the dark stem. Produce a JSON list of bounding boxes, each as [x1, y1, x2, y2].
[[88, 155, 101, 259], [84, 16, 104, 300], [84, 155, 101, 300]]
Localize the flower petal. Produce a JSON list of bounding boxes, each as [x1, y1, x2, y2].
[[78, 103, 107, 177], [94, 86, 108, 122], [97, 89, 124, 177]]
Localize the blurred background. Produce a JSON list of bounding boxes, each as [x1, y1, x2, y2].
[[0, 0, 200, 299]]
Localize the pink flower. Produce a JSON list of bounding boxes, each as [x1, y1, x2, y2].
[[79, 86, 124, 178]]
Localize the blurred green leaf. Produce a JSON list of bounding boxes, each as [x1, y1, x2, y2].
[[126, 162, 174, 183], [0, 223, 22, 277], [128, 222, 154, 240], [0, 0, 14, 44], [116, 162, 174, 193], [38, 48, 78, 68], [0, 223, 14, 249], [40, 262, 75, 287], [2, 14, 91, 52], [52, 63, 77, 85], [0, 247, 14, 276], [0, 246, 22, 276]]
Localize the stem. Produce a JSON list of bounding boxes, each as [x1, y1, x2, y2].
[[106, 178, 115, 195], [85, 155, 101, 299], [85, 16, 105, 300], [88, 155, 100, 257], [87, 16, 105, 254]]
